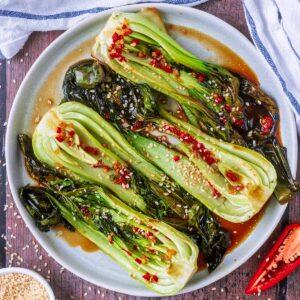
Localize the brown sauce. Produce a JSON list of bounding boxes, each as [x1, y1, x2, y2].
[[34, 23, 265, 264], [167, 24, 258, 84], [55, 225, 98, 252], [29, 37, 96, 134]]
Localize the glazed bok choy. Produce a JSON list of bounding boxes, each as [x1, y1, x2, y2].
[[92, 9, 241, 143], [31, 102, 230, 270], [18, 137, 198, 294], [60, 60, 276, 222], [92, 9, 299, 203], [125, 108, 277, 223]]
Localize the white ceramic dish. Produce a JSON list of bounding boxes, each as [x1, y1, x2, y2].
[[0, 267, 55, 299], [5, 3, 298, 297]]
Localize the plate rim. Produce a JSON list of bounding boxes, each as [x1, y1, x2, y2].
[[5, 2, 298, 297]]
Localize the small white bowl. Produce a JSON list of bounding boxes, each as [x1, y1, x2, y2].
[[0, 267, 55, 300]]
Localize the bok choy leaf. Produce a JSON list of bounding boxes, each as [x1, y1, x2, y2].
[[20, 179, 198, 295]]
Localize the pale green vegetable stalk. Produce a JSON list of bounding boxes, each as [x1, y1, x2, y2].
[[20, 180, 198, 295], [125, 107, 277, 223], [92, 10, 240, 141]]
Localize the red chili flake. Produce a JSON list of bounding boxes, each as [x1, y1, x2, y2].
[[108, 20, 132, 62], [130, 39, 140, 46], [55, 134, 65, 143], [160, 65, 173, 73], [234, 119, 244, 127], [205, 156, 217, 165], [105, 112, 110, 120], [214, 95, 224, 104], [112, 162, 132, 188], [208, 182, 221, 198], [56, 127, 62, 134], [150, 51, 173, 73], [135, 258, 142, 264], [131, 120, 143, 131], [151, 275, 159, 283], [84, 146, 100, 156], [145, 231, 156, 243], [152, 49, 161, 57], [197, 73, 205, 82], [261, 115, 273, 134], [173, 155, 180, 162], [224, 104, 232, 113], [123, 27, 133, 36], [226, 171, 239, 182], [164, 125, 217, 166], [112, 32, 122, 42], [80, 206, 90, 217], [132, 245, 139, 251], [68, 130, 75, 137], [92, 160, 111, 171], [142, 272, 151, 281], [150, 59, 158, 67]]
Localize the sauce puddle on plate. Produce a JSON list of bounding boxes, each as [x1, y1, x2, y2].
[[55, 225, 98, 253], [33, 24, 266, 269]]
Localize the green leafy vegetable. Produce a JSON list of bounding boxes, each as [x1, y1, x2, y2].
[[63, 59, 156, 124], [124, 107, 277, 223], [20, 185, 63, 232], [20, 179, 198, 295], [62, 63, 231, 270], [92, 10, 242, 142], [238, 77, 300, 203], [30, 101, 230, 270]]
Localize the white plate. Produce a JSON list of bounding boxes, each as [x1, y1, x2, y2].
[[5, 3, 298, 297]]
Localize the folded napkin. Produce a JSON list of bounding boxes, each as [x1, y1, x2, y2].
[[243, 0, 300, 132], [0, 0, 205, 59]]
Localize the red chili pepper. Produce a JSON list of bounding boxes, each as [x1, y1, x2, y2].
[[214, 95, 224, 104], [246, 224, 300, 294], [84, 146, 100, 156], [143, 272, 151, 281], [135, 258, 142, 264], [151, 274, 159, 282], [173, 155, 180, 162], [261, 115, 273, 134], [197, 73, 205, 82], [234, 119, 244, 127], [131, 120, 143, 131], [130, 39, 140, 46], [55, 134, 65, 143], [226, 171, 238, 182], [224, 104, 232, 113]]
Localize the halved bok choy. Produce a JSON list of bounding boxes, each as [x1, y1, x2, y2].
[[20, 178, 198, 294], [125, 107, 277, 223], [92, 9, 241, 142]]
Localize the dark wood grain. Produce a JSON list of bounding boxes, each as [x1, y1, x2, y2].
[[1, 0, 300, 299]]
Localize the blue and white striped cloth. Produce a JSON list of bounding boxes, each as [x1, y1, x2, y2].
[[1, 0, 299, 132], [243, 0, 300, 132]]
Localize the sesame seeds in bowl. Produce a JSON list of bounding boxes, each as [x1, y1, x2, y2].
[[0, 267, 55, 300]]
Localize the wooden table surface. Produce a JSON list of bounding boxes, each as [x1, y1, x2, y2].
[[1, 0, 299, 299]]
